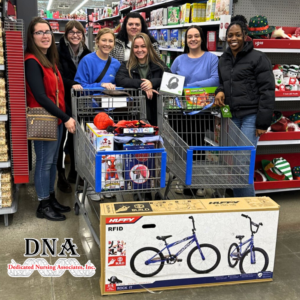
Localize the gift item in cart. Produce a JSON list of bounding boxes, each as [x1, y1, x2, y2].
[[86, 123, 114, 152], [124, 142, 155, 190], [184, 87, 217, 110], [102, 155, 125, 191]]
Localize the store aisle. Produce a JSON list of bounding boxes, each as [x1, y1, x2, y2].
[[1, 182, 300, 300]]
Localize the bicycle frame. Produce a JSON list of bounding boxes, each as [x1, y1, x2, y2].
[[145, 232, 203, 265], [230, 236, 257, 264]]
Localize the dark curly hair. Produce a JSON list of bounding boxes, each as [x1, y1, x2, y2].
[[116, 12, 157, 46], [226, 15, 248, 39]]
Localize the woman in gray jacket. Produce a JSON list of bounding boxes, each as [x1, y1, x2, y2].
[[111, 12, 159, 62]]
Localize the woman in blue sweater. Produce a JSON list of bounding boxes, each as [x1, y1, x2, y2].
[[171, 25, 219, 197], [171, 25, 219, 87], [75, 28, 120, 89]]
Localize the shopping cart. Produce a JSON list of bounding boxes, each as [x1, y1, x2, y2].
[[156, 94, 256, 199], [71, 88, 167, 246]]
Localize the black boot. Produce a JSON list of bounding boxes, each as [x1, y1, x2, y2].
[[36, 199, 66, 221], [57, 170, 72, 193], [50, 192, 71, 213]]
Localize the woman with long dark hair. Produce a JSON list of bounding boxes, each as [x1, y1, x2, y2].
[[111, 12, 160, 62], [215, 16, 275, 197], [25, 17, 76, 221], [56, 20, 91, 193]]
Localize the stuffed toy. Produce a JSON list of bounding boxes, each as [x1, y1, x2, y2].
[[93, 112, 114, 130]]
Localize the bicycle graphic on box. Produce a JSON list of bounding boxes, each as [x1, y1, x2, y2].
[[130, 216, 221, 277], [228, 214, 269, 274]]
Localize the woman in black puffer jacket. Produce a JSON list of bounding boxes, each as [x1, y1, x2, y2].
[[57, 20, 91, 193], [215, 16, 275, 197]]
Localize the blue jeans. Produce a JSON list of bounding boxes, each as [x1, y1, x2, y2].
[[232, 114, 259, 197], [34, 124, 63, 200]]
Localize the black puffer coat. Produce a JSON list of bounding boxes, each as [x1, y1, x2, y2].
[[216, 41, 275, 130], [57, 37, 91, 112], [115, 61, 170, 125]]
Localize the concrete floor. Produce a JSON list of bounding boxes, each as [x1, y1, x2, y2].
[[1, 181, 300, 300]]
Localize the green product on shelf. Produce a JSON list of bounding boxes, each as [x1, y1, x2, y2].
[[167, 7, 180, 25], [46, 10, 53, 18]]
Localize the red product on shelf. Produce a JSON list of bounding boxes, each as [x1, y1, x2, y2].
[[275, 91, 300, 97], [253, 27, 300, 49], [207, 31, 217, 51]]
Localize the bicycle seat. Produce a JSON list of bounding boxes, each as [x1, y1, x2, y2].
[[236, 235, 245, 240], [156, 235, 172, 241]]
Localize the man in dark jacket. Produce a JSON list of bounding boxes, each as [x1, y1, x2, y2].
[[215, 18, 275, 197], [56, 21, 91, 193]]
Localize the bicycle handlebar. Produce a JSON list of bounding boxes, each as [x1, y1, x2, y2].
[[241, 214, 248, 218], [241, 214, 263, 234], [189, 216, 196, 232]]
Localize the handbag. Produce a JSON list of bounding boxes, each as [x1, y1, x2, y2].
[[27, 75, 59, 141], [95, 56, 112, 83]]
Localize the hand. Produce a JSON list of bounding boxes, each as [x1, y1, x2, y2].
[[145, 89, 159, 100], [140, 79, 153, 91], [101, 83, 116, 90], [256, 129, 267, 137], [72, 84, 83, 90], [215, 92, 225, 107], [64, 117, 76, 134]]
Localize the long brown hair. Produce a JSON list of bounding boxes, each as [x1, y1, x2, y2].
[[64, 20, 86, 44], [127, 33, 164, 78], [25, 17, 59, 72]]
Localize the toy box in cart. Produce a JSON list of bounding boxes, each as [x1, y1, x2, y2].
[[184, 87, 217, 109], [124, 142, 155, 190], [86, 123, 114, 152], [100, 197, 279, 295]]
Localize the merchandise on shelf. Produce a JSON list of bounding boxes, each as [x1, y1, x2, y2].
[[167, 7, 180, 25], [170, 29, 182, 49], [214, 0, 230, 20], [190, 3, 197, 23], [206, 0, 216, 21], [181, 29, 187, 48], [159, 29, 170, 48], [207, 31, 217, 51], [0, 169, 12, 208], [49, 22, 59, 32], [180, 3, 190, 24]]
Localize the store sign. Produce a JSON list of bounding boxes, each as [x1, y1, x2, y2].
[[7, 238, 96, 278]]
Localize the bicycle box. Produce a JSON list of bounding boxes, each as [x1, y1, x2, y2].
[[99, 197, 280, 295]]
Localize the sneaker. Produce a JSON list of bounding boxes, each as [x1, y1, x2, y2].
[[90, 194, 104, 201], [175, 186, 183, 194], [196, 189, 206, 197], [104, 193, 116, 199]]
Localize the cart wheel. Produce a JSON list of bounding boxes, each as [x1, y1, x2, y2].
[[74, 203, 80, 215]]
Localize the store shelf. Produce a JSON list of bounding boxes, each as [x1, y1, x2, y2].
[[0, 65, 4, 71], [255, 48, 300, 53], [148, 21, 220, 30], [258, 139, 300, 146], [255, 181, 300, 193], [276, 97, 300, 101], [95, 15, 120, 22], [44, 18, 87, 23], [258, 131, 300, 146], [0, 114, 8, 121], [120, 6, 132, 13], [53, 32, 64, 34], [132, 0, 178, 12], [158, 47, 223, 56], [0, 189, 19, 227], [0, 160, 11, 168]]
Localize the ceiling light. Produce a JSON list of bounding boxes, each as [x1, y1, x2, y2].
[[70, 0, 89, 15], [47, 0, 53, 11]]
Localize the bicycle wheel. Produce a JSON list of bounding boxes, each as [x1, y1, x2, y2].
[[228, 243, 240, 268], [187, 244, 221, 274], [239, 247, 269, 274], [130, 247, 165, 277]]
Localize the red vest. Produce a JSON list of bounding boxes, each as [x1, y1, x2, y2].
[[25, 53, 66, 125]]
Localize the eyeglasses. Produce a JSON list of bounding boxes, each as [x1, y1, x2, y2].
[[33, 30, 52, 36], [68, 31, 83, 36]]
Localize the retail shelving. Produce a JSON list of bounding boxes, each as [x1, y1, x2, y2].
[[119, 6, 132, 13], [95, 15, 120, 22], [148, 21, 221, 30], [0, 189, 19, 226], [276, 97, 300, 101], [132, 0, 178, 13], [53, 32, 65, 34], [0, 114, 8, 121], [159, 47, 223, 56], [0, 160, 11, 168], [0, 65, 4, 70], [256, 48, 300, 53], [44, 18, 87, 23]]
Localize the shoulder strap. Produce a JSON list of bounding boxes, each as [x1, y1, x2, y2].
[[95, 56, 112, 83]]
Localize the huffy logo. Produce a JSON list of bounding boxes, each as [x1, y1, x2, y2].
[[209, 201, 239, 205], [106, 217, 142, 224], [7, 238, 96, 278], [258, 272, 263, 278], [255, 41, 264, 47]]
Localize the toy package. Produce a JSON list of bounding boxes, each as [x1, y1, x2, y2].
[[170, 29, 182, 48], [124, 143, 156, 190], [180, 3, 190, 24], [206, 0, 216, 21], [149, 29, 159, 41], [200, 3, 207, 22], [86, 123, 114, 152], [181, 29, 187, 48], [155, 8, 164, 26], [102, 155, 125, 191], [214, 0, 222, 21], [184, 87, 217, 109], [159, 29, 170, 48], [190, 3, 197, 23], [167, 7, 180, 25]]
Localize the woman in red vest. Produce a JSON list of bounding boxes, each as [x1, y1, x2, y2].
[[25, 17, 76, 221]]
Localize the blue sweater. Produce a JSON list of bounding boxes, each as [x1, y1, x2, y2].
[[74, 52, 121, 88], [171, 52, 219, 87]]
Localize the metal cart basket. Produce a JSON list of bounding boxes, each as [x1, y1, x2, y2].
[[72, 88, 167, 245], [157, 95, 256, 198]]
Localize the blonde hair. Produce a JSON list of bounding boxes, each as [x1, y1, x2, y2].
[[127, 33, 165, 78], [95, 28, 115, 50]]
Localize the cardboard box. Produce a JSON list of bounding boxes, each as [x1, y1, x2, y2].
[[100, 197, 280, 295], [207, 31, 217, 51], [159, 29, 170, 48], [86, 123, 114, 152], [123, 143, 156, 190], [190, 3, 197, 23], [181, 29, 187, 48], [206, 0, 216, 21], [214, 0, 222, 21], [160, 72, 185, 96], [183, 87, 217, 109], [180, 3, 190, 24], [167, 7, 180, 25], [149, 29, 159, 41], [170, 29, 182, 48]]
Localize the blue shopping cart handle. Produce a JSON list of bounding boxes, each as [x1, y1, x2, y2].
[[175, 97, 214, 115]]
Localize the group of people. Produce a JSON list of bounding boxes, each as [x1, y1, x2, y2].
[[25, 13, 275, 222]]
